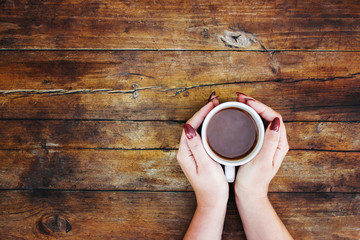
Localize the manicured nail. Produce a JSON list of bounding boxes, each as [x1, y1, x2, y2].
[[207, 91, 216, 102], [184, 124, 197, 139], [236, 92, 247, 97], [243, 97, 255, 104], [270, 117, 280, 132], [236, 92, 255, 104], [211, 96, 219, 102]]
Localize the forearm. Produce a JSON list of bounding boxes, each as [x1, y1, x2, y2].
[[184, 204, 227, 240], [235, 194, 293, 240]]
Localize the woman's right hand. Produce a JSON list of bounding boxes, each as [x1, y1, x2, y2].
[[177, 94, 229, 209]]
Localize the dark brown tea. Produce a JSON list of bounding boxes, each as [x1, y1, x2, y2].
[[206, 108, 258, 160]]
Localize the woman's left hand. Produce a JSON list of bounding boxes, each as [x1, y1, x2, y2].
[[177, 95, 229, 208]]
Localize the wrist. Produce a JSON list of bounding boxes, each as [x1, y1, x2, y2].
[[196, 201, 228, 223], [235, 180, 268, 196], [196, 194, 229, 210], [235, 191, 270, 221], [235, 191, 268, 208], [234, 183, 269, 206], [185, 197, 227, 240], [196, 205, 227, 221]]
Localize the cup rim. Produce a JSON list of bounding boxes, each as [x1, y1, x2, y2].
[[201, 101, 265, 166]]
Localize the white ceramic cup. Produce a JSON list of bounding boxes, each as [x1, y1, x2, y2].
[[201, 101, 265, 183]]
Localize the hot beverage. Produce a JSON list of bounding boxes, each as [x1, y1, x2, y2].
[[206, 108, 258, 160]]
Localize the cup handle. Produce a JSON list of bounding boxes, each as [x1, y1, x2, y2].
[[224, 165, 235, 183]]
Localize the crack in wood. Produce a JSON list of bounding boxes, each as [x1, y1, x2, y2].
[[0, 73, 358, 97], [0, 147, 357, 152], [116, 72, 155, 79], [162, 72, 360, 96], [273, 72, 360, 84], [0, 86, 161, 96]]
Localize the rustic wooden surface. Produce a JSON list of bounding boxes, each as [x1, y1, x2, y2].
[[0, 0, 359, 239], [1, 149, 359, 193], [0, 0, 359, 50], [0, 51, 359, 121], [0, 191, 359, 240]]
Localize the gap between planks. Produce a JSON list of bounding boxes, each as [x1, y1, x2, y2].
[[1, 49, 360, 52], [0, 189, 359, 195], [0, 119, 359, 123], [0, 148, 358, 153]]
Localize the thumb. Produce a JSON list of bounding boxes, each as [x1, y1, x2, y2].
[[184, 124, 212, 167], [254, 117, 281, 167]]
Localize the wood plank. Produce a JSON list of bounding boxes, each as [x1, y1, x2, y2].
[[0, 0, 359, 50], [0, 149, 359, 192], [0, 121, 358, 151], [0, 191, 358, 239], [274, 151, 360, 193], [0, 76, 359, 121], [0, 120, 181, 150], [0, 51, 359, 90], [1, 51, 359, 121]]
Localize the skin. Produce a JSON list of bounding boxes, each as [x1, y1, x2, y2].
[[177, 97, 228, 240], [177, 93, 293, 240], [235, 94, 293, 240]]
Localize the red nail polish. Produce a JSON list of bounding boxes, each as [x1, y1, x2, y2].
[[243, 97, 255, 104], [207, 91, 216, 102], [184, 124, 197, 139], [236, 92, 247, 96], [211, 96, 219, 102], [270, 117, 280, 132]]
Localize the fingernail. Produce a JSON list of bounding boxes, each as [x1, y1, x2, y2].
[[243, 97, 255, 104], [207, 91, 216, 102], [236, 92, 247, 97], [211, 96, 219, 103], [270, 117, 280, 132], [184, 124, 197, 139], [236, 92, 255, 104]]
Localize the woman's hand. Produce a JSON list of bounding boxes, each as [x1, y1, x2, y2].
[[234, 92, 293, 240], [177, 93, 228, 240], [235, 93, 289, 198], [177, 93, 228, 208]]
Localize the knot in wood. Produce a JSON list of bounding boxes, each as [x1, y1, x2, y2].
[[133, 90, 139, 98], [220, 30, 257, 49], [38, 214, 72, 236]]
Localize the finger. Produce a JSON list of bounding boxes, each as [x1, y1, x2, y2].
[[253, 117, 281, 167], [177, 92, 220, 176], [211, 94, 220, 107], [236, 92, 252, 104], [187, 94, 219, 130], [236, 92, 280, 122], [236, 92, 287, 168], [178, 91, 219, 158], [177, 132, 198, 176], [184, 123, 216, 168], [236, 92, 288, 168], [177, 132, 190, 161], [273, 121, 289, 170]]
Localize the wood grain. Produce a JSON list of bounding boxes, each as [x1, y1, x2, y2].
[[0, 0, 359, 238], [0, 75, 359, 121], [0, 149, 359, 192], [0, 120, 358, 151], [1, 50, 359, 121], [0, 191, 359, 240], [0, 51, 359, 90], [0, 0, 359, 50]]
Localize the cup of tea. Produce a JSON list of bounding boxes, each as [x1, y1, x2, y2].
[[201, 101, 265, 183]]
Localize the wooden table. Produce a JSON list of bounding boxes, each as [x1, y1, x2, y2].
[[0, 0, 359, 239]]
